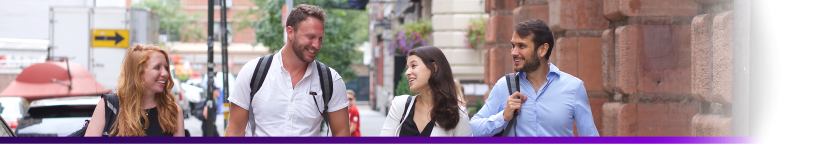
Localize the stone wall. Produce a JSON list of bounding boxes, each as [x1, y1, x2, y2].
[[690, 0, 735, 137], [432, 0, 487, 81], [482, 0, 741, 136]]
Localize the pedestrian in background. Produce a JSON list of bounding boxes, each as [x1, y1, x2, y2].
[[85, 44, 185, 137], [347, 90, 360, 137], [225, 4, 349, 136], [199, 83, 222, 137], [454, 79, 467, 108], [380, 46, 472, 137], [470, 19, 599, 137]]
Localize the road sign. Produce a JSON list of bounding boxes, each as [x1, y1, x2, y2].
[[91, 29, 129, 48]]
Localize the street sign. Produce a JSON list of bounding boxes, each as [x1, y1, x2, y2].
[[91, 29, 129, 48]]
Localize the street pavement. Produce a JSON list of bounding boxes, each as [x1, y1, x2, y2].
[[355, 102, 386, 137], [182, 101, 385, 137], [184, 113, 225, 137]]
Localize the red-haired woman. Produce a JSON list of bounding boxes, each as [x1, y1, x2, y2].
[[85, 44, 185, 137]]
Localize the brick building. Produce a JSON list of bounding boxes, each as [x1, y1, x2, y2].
[[484, 0, 749, 136]]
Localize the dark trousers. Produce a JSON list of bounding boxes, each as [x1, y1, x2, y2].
[[201, 121, 219, 137]]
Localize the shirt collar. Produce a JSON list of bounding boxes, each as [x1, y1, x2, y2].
[[274, 47, 315, 78], [517, 62, 561, 81]]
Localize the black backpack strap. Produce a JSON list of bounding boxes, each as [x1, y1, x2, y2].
[[399, 95, 413, 124], [102, 94, 119, 137], [500, 73, 519, 137], [315, 61, 333, 128], [248, 54, 274, 136]]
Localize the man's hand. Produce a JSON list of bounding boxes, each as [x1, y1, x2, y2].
[[503, 91, 526, 121]]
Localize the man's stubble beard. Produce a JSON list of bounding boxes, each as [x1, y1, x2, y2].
[[515, 50, 542, 73], [291, 37, 311, 63]]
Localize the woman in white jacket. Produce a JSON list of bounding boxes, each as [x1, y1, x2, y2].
[[380, 46, 472, 137]]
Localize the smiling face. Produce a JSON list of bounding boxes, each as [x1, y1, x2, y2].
[[405, 55, 433, 94], [142, 51, 170, 96], [288, 17, 325, 63], [510, 32, 543, 73]]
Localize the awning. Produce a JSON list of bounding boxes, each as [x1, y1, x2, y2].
[[0, 61, 110, 102]]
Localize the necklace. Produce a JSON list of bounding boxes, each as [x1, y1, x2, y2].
[[144, 108, 151, 116]]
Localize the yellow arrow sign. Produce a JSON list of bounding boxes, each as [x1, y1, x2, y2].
[[91, 29, 130, 48]]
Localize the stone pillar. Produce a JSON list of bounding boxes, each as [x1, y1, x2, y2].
[[484, 0, 518, 86], [688, 0, 736, 137], [544, 0, 610, 136], [601, 0, 700, 136], [432, 0, 487, 81]]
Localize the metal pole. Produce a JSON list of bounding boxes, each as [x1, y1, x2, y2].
[[221, 0, 230, 131], [285, 0, 292, 44], [205, 0, 216, 137]]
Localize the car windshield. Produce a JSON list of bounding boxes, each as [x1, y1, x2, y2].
[[26, 105, 95, 118]]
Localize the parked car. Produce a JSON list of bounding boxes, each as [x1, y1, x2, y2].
[[171, 78, 191, 118], [0, 97, 28, 132], [15, 96, 98, 137], [0, 114, 14, 137]]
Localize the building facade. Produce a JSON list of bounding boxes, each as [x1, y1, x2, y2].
[[484, 0, 748, 136]]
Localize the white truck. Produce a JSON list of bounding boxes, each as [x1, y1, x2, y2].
[[49, 7, 158, 91]]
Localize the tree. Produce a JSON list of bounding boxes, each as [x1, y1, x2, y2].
[[395, 69, 418, 96], [235, 0, 368, 82], [132, 0, 205, 44]]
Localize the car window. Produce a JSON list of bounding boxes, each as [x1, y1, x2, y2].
[[26, 105, 96, 118]]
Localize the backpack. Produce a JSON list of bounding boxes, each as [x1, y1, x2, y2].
[[492, 73, 519, 137], [247, 54, 334, 136], [67, 94, 119, 137]]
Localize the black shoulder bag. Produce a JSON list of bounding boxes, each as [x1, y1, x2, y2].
[[67, 94, 120, 137]]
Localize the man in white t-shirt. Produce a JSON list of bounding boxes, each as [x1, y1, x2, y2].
[[225, 4, 349, 136]]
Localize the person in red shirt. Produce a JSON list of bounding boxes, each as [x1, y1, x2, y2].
[[347, 90, 361, 137]]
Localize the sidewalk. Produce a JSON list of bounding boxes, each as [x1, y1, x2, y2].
[[184, 113, 225, 137], [182, 102, 383, 137], [356, 103, 386, 137]]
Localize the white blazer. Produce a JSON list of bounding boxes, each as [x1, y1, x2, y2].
[[379, 95, 473, 136]]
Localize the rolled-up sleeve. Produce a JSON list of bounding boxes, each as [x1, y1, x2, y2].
[[470, 78, 509, 137], [573, 82, 599, 136]]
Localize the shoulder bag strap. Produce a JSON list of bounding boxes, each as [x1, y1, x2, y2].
[[501, 73, 519, 137], [248, 54, 274, 136], [399, 95, 413, 124], [102, 94, 120, 137], [315, 61, 334, 128]]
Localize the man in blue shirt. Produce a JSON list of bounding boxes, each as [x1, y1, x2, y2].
[[470, 19, 599, 137]]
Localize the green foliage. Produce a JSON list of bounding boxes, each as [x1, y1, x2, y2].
[[235, 0, 368, 82], [391, 20, 432, 55], [394, 69, 417, 96], [464, 17, 487, 49], [468, 99, 484, 116], [132, 0, 205, 43]]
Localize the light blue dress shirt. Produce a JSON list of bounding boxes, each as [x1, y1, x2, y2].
[[470, 63, 599, 137]]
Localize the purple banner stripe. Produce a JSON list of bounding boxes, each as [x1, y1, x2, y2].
[[0, 137, 754, 144]]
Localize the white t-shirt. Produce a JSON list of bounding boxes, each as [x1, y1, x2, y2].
[[228, 49, 348, 136]]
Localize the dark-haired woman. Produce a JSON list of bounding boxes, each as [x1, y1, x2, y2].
[[380, 46, 472, 136]]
